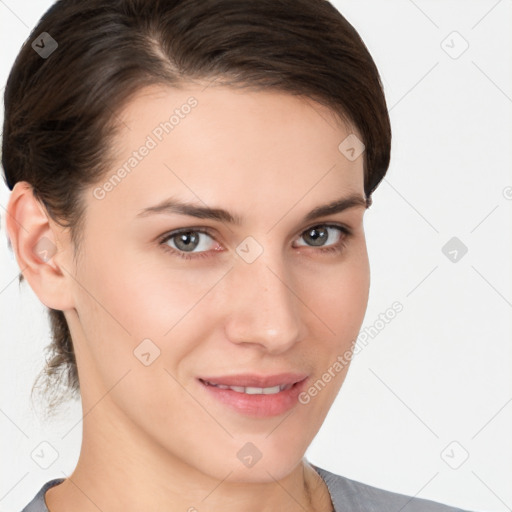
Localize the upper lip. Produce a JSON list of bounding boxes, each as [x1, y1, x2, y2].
[[199, 373, 308, 388]]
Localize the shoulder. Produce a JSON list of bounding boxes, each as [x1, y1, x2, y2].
[[312, 465, 475, 512], [20, 479, 65, 512]]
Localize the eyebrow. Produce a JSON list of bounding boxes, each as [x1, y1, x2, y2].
[[136, 193, 368, 225]]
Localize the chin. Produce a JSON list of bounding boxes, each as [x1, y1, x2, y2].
[[217, 436, 309, 484]]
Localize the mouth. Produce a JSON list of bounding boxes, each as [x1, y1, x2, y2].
[[197, 373, 309, 417], [199, 379, 296, 394]]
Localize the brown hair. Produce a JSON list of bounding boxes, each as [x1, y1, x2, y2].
[[2, 0, 391, 409]]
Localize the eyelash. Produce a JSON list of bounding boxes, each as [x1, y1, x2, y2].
[[158, 224, 351, 261]]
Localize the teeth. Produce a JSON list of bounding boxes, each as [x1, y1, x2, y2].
[[246, 386, 281, 395], [263, 386, 282, 394], [205, 381, 292, 394]]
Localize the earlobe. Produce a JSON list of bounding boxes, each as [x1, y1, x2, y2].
[[5, 181, 75, 311]]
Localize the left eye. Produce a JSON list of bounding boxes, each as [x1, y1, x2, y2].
[[294, 225, 346, 248]]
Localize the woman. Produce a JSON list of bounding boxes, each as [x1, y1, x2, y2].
[[3, 0, 474, 511]]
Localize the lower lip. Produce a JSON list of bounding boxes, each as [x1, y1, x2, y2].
[[198, 378, 308, 417]]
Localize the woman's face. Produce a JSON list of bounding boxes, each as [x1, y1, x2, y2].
[[63, 84, 370, 482]]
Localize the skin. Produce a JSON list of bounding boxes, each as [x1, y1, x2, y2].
[[7, 84, 370, 512]]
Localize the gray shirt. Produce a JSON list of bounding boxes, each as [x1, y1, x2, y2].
[[21, 465, 473, 511]]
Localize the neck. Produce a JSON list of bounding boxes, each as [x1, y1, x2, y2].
[[45, 398, 333, 512]]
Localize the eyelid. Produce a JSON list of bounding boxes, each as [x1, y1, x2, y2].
[[298, 220, 352, 237], [157, 226, 218, 247], [158, 225, 215, 239]]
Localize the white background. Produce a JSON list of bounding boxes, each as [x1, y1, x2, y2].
[[1, 1, 511, 511]]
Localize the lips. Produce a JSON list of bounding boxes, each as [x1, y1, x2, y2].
[[201, 381, 291, 394], [198, 373, 309, 417], [198, 373, 308, 389]]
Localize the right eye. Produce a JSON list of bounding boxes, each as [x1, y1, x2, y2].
[[159, 228, 222, 260]]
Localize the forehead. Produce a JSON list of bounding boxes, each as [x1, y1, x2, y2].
[[88, 84, 365, 225]]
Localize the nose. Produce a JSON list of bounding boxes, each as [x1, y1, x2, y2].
[[223, 252, 304, 354]]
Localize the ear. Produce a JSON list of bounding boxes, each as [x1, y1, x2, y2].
[[5, 181, 75, 311]]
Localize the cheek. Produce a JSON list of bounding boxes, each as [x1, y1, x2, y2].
[[70, 246, 227, 421], [75, 232, 222, 336], [298, 242, 370, 343], [70, 241, 235, 401]]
